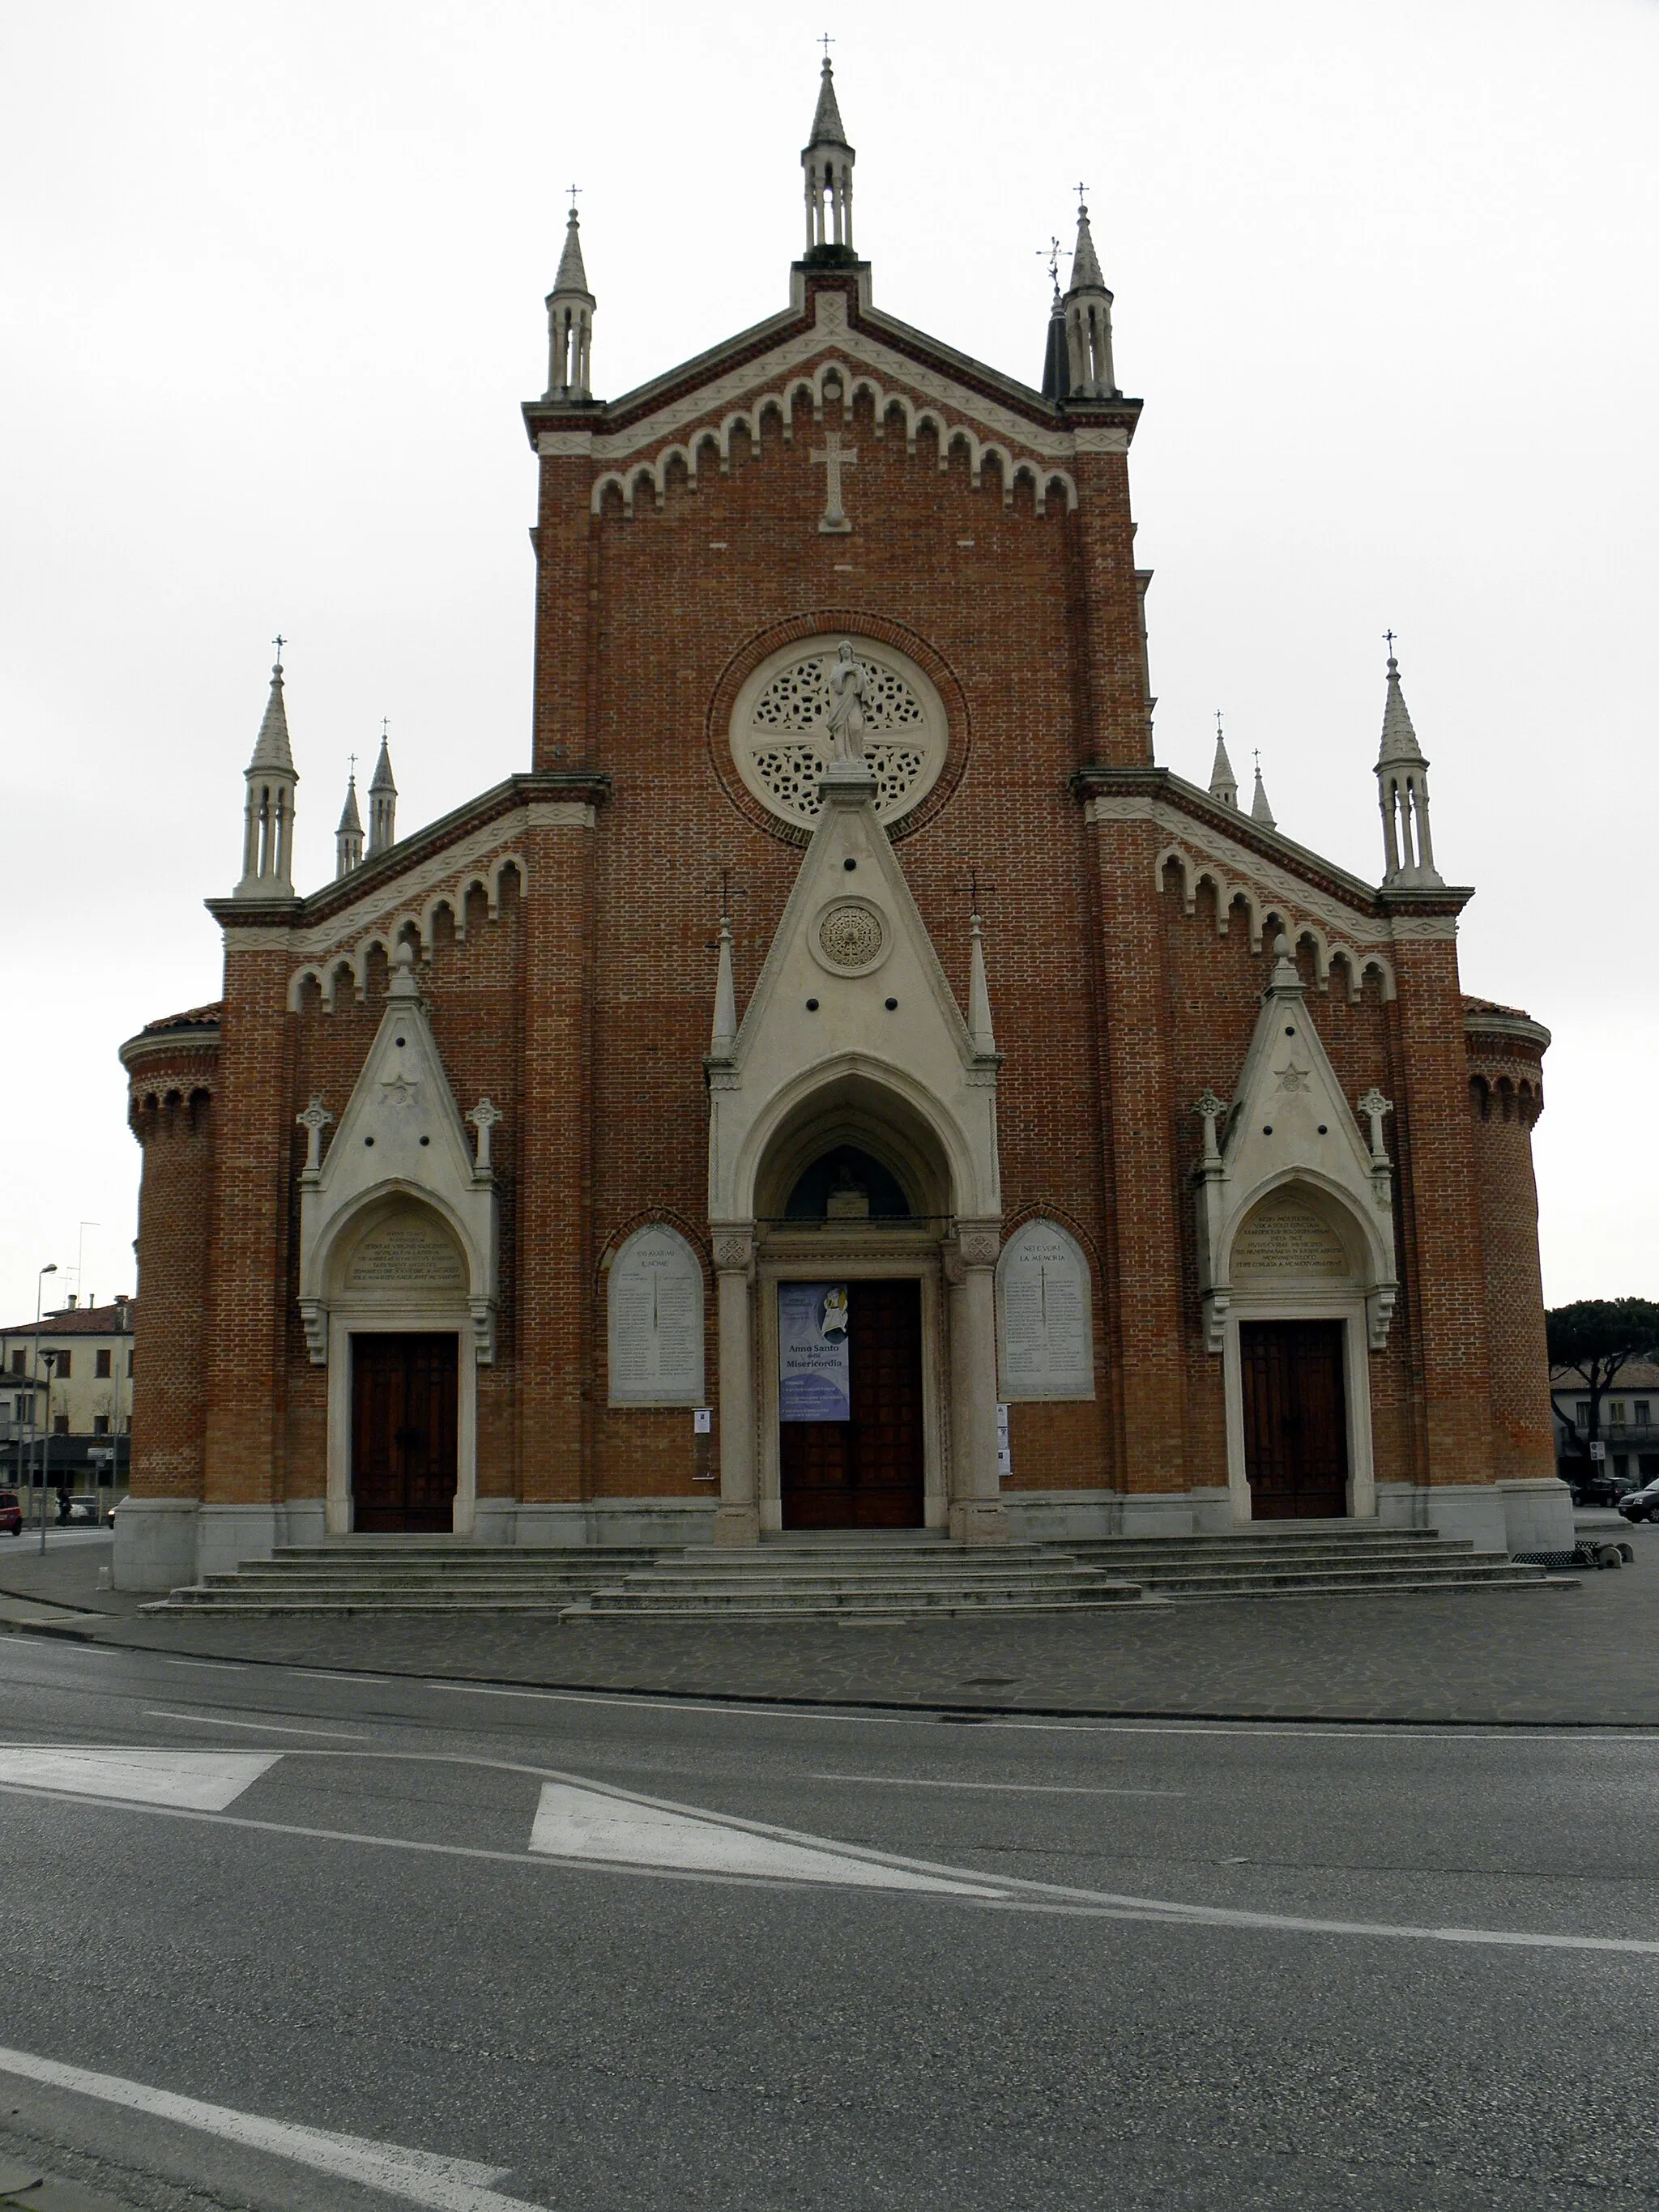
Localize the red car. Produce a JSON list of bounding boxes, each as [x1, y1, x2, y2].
[[0, 1490, 22, 1536]]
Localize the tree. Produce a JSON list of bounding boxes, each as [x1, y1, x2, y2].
[[1546, 1299, 1659, 1465]]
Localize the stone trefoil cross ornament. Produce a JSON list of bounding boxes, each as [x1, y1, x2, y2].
[[1357, 1087, 1394, 1208], [467, 1097, 503, 1174], [812, 427, 856, 535], [296, 1095, 334, 1175], [1192, 1090, 1229, 1172]]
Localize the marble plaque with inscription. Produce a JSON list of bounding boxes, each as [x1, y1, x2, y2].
[[996, 1220, 1094, 1401], [608, 1226, 706, 1406], [344, 1213, 466, 1291], [1232, 1198, 1350, 1281]]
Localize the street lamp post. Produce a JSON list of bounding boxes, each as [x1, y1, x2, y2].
[[31, 1264, 57, 1549], [38, 1349, 58, 1555]]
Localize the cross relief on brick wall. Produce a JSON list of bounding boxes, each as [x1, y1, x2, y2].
[[588, 359, 1079, 522]]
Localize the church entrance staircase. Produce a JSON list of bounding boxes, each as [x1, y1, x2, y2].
[[145, 1527, 1556, 1617]]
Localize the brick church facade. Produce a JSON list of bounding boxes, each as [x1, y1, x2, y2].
[[115, 63, 1570, 1589]]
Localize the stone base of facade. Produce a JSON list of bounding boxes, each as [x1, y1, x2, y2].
[[111, 1498, 203, 1592], [1374, 1477, 1575, 1554], [117, 1478, 1572, 1588]]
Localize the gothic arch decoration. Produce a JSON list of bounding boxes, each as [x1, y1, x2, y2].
[[286, 853, 527, 1012], [707, 610, 972, 845], [590, 356, 1077, 521], [1156, 843, 1397, 1004]]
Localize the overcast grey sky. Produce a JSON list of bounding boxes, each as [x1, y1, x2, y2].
[[2, 0, 1653, 1326]]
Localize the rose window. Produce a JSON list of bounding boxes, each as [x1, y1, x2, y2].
[[728, 638, 948, 831]]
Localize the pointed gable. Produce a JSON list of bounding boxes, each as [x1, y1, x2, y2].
[[707, 761, 1000, 1225], [1192, 935, 1397, 1353], [296, 944, 501, 1363]]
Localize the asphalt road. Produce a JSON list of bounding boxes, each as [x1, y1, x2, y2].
[[0, 1636, 1656, 2210]]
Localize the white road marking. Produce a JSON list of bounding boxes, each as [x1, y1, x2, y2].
[[143, 1709, 366, 1741], [5, 1741, 1657, 1957], [0, 1747, 276, 1810], [159, 1657, 247, 1670], [292, 1670, 392, 1685], [812, 1772, 1183, 1796], [0, 2044, 543, 2211], [415, 1681, 1659, 1746], [529, 1779, 1009, 1894]]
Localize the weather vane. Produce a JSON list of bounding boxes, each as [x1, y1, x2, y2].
[[1038, 235, 1062, 294], [1384, 628, 1397, 658]]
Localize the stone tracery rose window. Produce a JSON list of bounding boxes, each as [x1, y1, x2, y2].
[[729, 637, 947, 829]]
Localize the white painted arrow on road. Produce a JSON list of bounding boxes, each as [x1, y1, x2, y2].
[[0, 1747, 279, 1810], [529, 1779, 1009, 1895]]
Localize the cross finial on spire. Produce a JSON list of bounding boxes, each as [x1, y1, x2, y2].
[[1216, 710, 1225, 739], [819, 30, 834, 58], [348, 751, 357, 777], [1384, 627, 1397, 662], [271, 633, 286, 668], [1075, 181, 1090, 209], [566, 183, 581, 212], [381, 714, 390, 741]]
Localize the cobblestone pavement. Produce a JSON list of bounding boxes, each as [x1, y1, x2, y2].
[[2, 1520, 1653, 1724]]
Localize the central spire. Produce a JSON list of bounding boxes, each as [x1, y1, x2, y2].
[[801, 54, 855, 262]]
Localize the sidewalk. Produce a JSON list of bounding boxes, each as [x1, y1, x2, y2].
[[1, 1524, 1650, 1725]]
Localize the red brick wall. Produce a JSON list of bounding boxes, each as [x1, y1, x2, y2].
[[202, 948, 296, 1506], [1468, 1051, 1555, 1481], [1385, 936, 1496, 1488], [126, 1055, 216, 1499]]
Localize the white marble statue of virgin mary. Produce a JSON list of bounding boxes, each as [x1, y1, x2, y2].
[[822, 641, 867, 762]]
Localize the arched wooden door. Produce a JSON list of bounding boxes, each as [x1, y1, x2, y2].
[[351, 1332, 458, 1533], [780, 1280, 924, 1530], [1239, 1319, 1348, 1519]]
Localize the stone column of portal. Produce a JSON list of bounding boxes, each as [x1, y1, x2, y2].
[[947, 1223, 1008, 1545], [712, 1225, 760, 1545]]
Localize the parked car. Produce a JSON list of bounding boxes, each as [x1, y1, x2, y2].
[[0, 1490, 20, 1537], [1618, 1479, 1659, 1524], [1569, 1467, 1634, 1508]]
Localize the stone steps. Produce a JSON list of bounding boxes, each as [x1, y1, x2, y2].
[[143, 1527, 1556, 1617]]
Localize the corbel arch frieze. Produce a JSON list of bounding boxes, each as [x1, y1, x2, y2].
[[1157, 843, 1397, 1002], [591, 356, 1079, 522], [286, 851, 529, 1012]]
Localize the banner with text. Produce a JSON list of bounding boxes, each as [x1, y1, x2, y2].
[[778, 1281, 851, 1422]]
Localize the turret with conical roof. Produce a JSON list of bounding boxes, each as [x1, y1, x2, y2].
[[335, 771, 364, 878], [1209, 717, 1239, 808], [545, 205, 595, 401], [368, 731, 398, 856], [233, 654, 299, 900], [1040, 249, 1071, 401], [1064, 196, 1117, 399], [1375, 644, 1443, 887], [1250, 752, 1277, 830], [802, 56, 855, 262]]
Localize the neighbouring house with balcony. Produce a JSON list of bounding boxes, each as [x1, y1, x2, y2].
[[1551, 1358, 1659, 1493]]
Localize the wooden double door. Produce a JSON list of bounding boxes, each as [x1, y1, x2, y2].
[[780, 1279, 925, 1530], [351, 1332, 458, 1534], [1239, 1319, 1349, 1519]]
